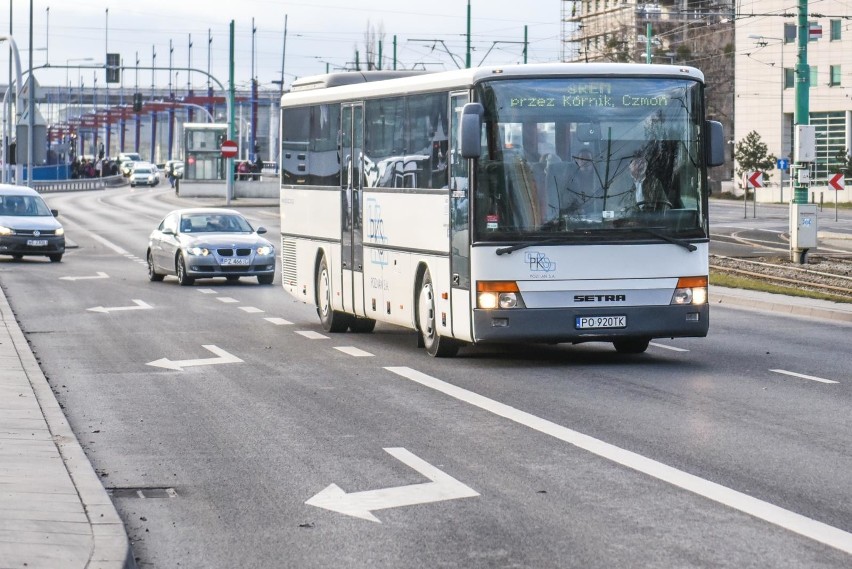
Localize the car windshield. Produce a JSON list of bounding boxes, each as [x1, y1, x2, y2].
[[471, 77, 708, 244], [134, 168, 152, 174], [0, 195, 52, 216], [179, 214, 253, 233]]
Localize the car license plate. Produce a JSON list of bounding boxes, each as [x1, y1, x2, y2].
[[576, 315, 626, 329], [220, 257, 250, 266], [27, 239, 48, 246]]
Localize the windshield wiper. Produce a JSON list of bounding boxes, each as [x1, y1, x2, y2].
[[495, 237, 571, 256], [619, 227, 697, 252]]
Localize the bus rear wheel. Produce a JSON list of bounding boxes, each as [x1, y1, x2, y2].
[[417, 270, 459, 357], [613, 338, 650, 354], [316, 256, 352, 333]]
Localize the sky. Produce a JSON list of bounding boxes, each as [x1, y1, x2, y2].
[[3, 0, 564, 93]]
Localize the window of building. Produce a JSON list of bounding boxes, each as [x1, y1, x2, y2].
[[809, 112, 846, 182], [784, 68, 794, 89], [829, 65, 841, 87], [809, 66, 818, 87], [784, 23, 796, 43], [830, 19, 841, 41]]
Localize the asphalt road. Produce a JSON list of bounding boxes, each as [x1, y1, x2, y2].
[[1, 188, 850, 568]]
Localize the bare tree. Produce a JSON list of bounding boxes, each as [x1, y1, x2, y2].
[[362, 20, 386, 70]]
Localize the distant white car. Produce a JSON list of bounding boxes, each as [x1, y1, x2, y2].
[[129, 163, 161, 187]]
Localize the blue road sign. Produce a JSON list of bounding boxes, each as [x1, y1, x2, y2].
[[777, 158, 790, 170]]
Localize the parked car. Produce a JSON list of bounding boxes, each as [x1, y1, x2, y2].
[[147, 208, 275, 285], [129, 163, 161, 187], [0, 185, 65, 262]]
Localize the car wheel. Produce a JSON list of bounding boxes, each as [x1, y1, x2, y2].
[[48, 254, 63, 263], [613, 338, 650, 354], [147, 251, 164, 281], [257, 274, 274, 285], [11, 254, 23, 261], [417, 269, 459, 357], [316, 256, 351, 332], [176, 255, 194, 286]]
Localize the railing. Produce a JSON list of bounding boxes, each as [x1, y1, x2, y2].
[[32, 174, 127, 193]]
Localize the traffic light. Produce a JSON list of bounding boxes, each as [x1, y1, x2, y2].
[[106, 53, 121, 84], [217, 133, 225, 148], [133, 93, 142, 112]]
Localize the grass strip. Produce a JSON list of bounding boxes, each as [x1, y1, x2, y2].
[[710, 270, 852, 304]]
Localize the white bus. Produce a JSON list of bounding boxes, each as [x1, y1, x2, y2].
[[279, 64, 725, 357]]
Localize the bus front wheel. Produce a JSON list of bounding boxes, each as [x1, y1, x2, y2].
[[417, 270, 459, 357], [316, 256, 352, 333]]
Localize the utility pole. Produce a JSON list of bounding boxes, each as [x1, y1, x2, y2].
[[226, 20, 235, 205], [466, 0, 471, 68], [790, 0, 816, 263]]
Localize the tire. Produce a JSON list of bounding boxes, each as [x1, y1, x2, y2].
[[11, 254, 23, 260], [257, 274, 274, 285], [49, 254, 63, 263], [613, 338, 650, 354], [316, 256, 351, 332], [349, 317, 376, 333], [176, 255, 195, 286], [417, 269, 459, 357], [226, 275, 240, 282], [147, 251, 164, 281]]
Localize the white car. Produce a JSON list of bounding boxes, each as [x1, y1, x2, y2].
[[129, 163, 161, 187]]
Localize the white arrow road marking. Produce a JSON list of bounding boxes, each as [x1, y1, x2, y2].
[[770, 369, 839, 385], [306, 447, 478, 523], [146, 345, 243, 371], [385, 366, 852, 555], [60, 271, 109, 281], [87, 299, 153, 313]]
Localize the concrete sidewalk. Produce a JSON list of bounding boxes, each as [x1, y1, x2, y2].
[[0, 285, 134, 569], [1, 276, 851, 569]]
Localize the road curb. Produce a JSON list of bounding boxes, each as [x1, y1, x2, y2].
[[710, 286, 852, 324]]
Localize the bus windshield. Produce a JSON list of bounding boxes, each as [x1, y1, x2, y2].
[[472, 77, 707, 243]]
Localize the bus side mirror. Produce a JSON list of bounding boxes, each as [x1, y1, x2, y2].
[[706, 120, 725, 167], [459, 103, 484, 159]]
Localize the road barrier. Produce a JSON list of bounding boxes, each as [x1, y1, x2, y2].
[[32, 174, 127, 193]]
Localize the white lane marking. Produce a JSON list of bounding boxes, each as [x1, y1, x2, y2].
[[296, 331, 329, 340], [197, 289, 218, 294], [384, 366, 852, 555], [87, 299, 153, 313], [334, 346, 374, 357], [84, 230, 129, 255], [60, 271, 110, 281], [216, 297, 239, 303], [146, 345, 243, 371], [239, 306, 264, 314], [649, 342, 689, 352], [264, 317, 293, 326], [306, 447, 478, 523], [770, 369, 839, 385]]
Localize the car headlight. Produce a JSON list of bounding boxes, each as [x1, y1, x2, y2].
[[0, 226, 12, 236], [670, 276, 708, 305], [256, 245, 273, 256], [187, 246, 210, 256], [55, 227, 65, 236]]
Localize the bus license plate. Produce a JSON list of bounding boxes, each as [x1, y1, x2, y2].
[[27, 239, 48, 246], [576, 315, 626, 329], [220, 257, 250, 266]]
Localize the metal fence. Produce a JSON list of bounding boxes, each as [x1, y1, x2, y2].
[[32, 174, 127, 193]]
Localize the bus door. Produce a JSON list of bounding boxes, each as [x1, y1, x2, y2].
[[340, 102, 365, 315], [449, 92, 472, 341]]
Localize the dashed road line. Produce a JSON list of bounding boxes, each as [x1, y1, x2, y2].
[[264, 317, 293, 325], [197, 289, 218, 294], [770, 369, 839, 385], [334, 346, 374, 357], [239, 306, 264, 313], [296, 331, 329, 340], [216, 297, 239, 303], [649, 342, 689, 352]]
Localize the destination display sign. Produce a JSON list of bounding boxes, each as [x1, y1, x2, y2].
[[505, 80, 679, 110]]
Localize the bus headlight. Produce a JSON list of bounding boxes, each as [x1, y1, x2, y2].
[[477, 281, 525, 309], [671, 276, 708, 305], [187, 246, 210, 256]]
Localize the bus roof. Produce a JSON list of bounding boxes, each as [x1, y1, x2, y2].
[[280, 62, 705, 107]]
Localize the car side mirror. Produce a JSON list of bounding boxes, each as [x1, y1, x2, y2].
[[256, 226, 267, 235], [459, 103, 484, 159], [161, 228, 175, 236], [51, 209, 59, 217]]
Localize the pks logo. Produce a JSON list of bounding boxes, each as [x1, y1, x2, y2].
[[525, 251, 556, 272]]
